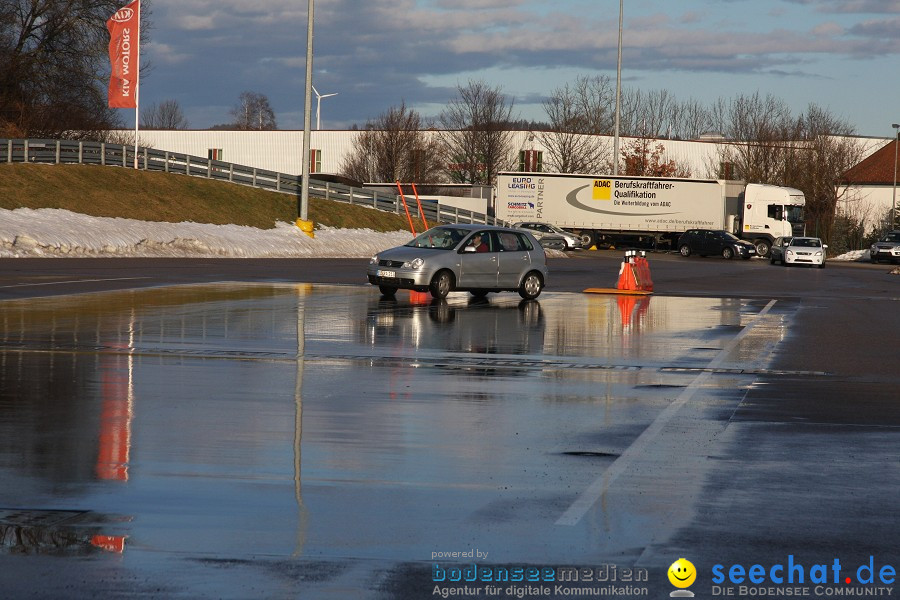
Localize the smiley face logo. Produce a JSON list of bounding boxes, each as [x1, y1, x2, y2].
[[668, 558, 696, 588]]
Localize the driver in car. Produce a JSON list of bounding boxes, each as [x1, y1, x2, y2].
[[469, 233, 489, 252]]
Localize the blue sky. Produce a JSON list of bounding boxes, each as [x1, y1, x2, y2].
[[139, 0, 900, 137]]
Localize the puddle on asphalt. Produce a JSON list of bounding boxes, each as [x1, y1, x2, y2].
[[0, 284, 790, 563]]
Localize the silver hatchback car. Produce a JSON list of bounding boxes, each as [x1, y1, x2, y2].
[[367, 224, 549, 299]]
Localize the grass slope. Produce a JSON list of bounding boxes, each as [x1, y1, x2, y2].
[[0, 163, 427, 232]]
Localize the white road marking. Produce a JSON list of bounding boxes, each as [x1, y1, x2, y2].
[[555, 299, 778, 526], [0, 277, 150, 289]]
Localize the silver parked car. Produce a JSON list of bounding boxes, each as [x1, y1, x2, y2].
[[870, 230, 900, 264], [367, 224, 549, 300], [513, 222, 583, 250]]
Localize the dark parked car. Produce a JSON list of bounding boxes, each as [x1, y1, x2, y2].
[[676, 229, 756, 260]]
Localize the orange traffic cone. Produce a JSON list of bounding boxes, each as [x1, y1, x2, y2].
[[634, 251, 654, 292], [616, 251, 641, 291]]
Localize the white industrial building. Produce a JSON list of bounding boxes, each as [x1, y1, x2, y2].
[[124, 129, 892, 230]]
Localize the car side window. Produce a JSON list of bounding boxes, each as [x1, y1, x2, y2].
[[499, 231, 532, 251]]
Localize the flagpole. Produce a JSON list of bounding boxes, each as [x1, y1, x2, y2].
[[133, 0, 140, 169]]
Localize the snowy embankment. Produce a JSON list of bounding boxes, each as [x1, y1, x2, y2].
[[0, 207, 414, 258], [0, 206, 871, 261]]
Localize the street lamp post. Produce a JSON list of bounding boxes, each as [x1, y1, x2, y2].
[[612, 0, 623, 176], [892, 123, 899, 230], [297, 0, 315, 238]]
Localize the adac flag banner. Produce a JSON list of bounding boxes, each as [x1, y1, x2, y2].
[[107, 0, 139, 108]]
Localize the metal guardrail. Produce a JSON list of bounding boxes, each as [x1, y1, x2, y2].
[[1, 138, 505, 227]]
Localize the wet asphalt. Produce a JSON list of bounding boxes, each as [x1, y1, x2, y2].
[[0, 254, 898, 599]]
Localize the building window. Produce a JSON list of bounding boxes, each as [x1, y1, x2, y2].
[[519, 150, 542, 172], [719, 161, 734, 180], [208, 148, 223, 161], [310, 149, 322, 173]]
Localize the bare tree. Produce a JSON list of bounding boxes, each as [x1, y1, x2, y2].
[[787, 104, 865, 240], [535, 81, 610, 173], [669, 98, 713, 140], [439, 80, 517, 184], [709, 93, 863, 242], [340, 102, 445, 184], [573, 74, 616, 134], [142, 99, 189, 129], [710, 92, 797, 184], [230, 91, 277, 130], [0, 0, 152, 137]]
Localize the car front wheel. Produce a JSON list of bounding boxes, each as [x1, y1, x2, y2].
[[679, 245, 691, 257], [722, 247, 734, 260], [429, 270, 454, 299], [518, 271, 543, 300]]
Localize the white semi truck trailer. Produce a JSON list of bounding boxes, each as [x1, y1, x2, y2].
[[495, 172, 806, 256]]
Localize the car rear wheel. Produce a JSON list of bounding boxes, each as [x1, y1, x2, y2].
[[679, 244, 691, 257], [722, 247, 734, 260], [429, 270, 454, 299], [378, 285, 398, 297], [518, 271, 543, 300]]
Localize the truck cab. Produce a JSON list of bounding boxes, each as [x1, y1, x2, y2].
[[739, 183, 806, 257]]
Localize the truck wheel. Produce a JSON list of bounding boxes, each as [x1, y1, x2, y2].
[[518, 271, 543, 300], [679, 245, 691, 257], [429, 270, 454, 299], [578, 232, 595, 247], [754, 239, 771, 257], [722, 247, 734, 260]]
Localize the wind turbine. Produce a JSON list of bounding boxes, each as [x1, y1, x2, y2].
[[312, 85, 338, 130]]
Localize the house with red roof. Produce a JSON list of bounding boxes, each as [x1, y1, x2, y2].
[[840, 137, 899, 232]]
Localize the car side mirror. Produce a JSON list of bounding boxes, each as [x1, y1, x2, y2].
[[463, 246, 476, 253], [823, 244, 828, 249]]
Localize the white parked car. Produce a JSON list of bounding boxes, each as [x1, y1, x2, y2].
[[769, 236, 826, 268]]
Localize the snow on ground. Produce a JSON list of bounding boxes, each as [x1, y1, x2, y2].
[[0, 207, 414, 258], [0, 207, 872, 261]]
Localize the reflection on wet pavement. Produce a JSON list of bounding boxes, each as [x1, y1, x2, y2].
[[0, 284, 796, 595]]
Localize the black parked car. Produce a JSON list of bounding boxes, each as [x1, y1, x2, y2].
[[676, 229, 757, 260]]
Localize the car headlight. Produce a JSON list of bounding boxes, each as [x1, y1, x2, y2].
[[787, 250, 794, 256], [369, 255, 379, 265], [404, 257, 424, 269], [815, 251, 823, 256]]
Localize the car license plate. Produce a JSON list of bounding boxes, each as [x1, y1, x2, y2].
[[378, 270, 396, 278]]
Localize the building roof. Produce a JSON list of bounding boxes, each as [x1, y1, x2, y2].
[[843, 139, 897, 184]]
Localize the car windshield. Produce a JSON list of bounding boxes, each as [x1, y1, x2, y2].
[[883, 232, 900, 243], [791, 238, 821, 248], [404, 227, 469, 250], [786, 205, 805, 224], [722, 231, 740, 241]]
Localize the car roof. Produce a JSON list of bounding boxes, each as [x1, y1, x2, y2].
[[789, 236, 821, 242], [434, 223, 520, 232]]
